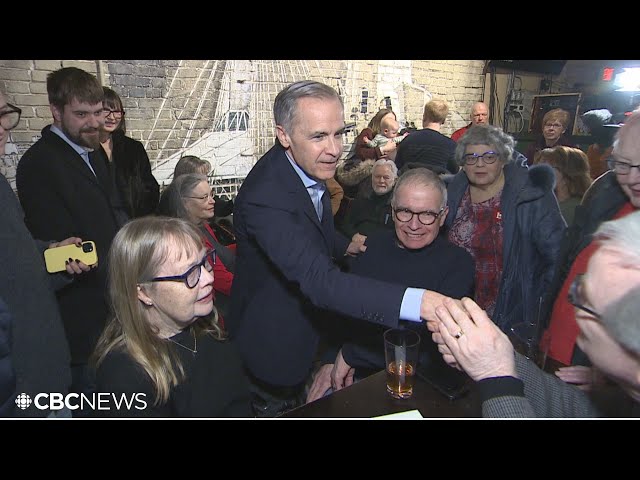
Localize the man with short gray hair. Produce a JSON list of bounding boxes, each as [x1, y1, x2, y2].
[[308, 168, 474, 401], [339, 159, 397, 245], [230, 81, 455, 416]]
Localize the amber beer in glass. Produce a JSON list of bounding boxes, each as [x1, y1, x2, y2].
[[384, 328, 420, 399]]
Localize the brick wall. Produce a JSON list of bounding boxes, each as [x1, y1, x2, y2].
[[0, 59, 487, 190]]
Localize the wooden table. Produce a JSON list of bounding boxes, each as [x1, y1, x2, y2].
[[281, 369, 481, 418]]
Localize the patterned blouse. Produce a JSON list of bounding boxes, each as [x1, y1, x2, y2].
[[447, 188, 504, 316]]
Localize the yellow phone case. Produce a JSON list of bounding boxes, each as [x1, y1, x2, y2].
[[44, 241, 98, 273]]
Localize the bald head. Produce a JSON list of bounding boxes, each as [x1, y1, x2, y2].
[[613, 110, 640, 161], [471, 102, 489, 125], [612, 110, 640, 208]]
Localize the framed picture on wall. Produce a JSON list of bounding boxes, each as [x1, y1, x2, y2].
[[529, 93, 582, 135]]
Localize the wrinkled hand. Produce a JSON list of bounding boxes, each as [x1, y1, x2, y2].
[[430, 330, 462, 371], [306, 364, 333, 404], [435, 297, 516, 381], [331, 349, 355, 391], [555, 366, 595, 390], [351, 233, 367, 245], [48, 237, 95, 274], [346, 240, 367, 256]]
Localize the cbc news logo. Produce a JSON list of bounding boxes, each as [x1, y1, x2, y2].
[[15, 392, 147, 412]]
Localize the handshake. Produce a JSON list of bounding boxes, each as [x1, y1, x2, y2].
[[421, 291, 517, 382]]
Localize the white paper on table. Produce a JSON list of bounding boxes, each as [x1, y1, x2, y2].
[[373, 409, 424, 420]]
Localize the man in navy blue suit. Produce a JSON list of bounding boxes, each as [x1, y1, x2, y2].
[[229, 81, 449, 417]]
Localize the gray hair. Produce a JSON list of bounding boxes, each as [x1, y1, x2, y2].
[[593, 210, 640, 269], [174, 155, 212, 178], [600, 285, 640, 357], [391, 167, 447, 209], [158, 173, 209, 222], [613, 109, 640, 154], [274, 80, 343, 133], [373, 158, 398, 179], [454, 124, 515, 167], [590, 211, 640, 360]]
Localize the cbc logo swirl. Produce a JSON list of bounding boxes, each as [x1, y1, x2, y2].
[[13, 392, 147, 412], [15, 393, 32, 410]]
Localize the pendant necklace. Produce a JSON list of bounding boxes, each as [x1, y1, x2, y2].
[[168, 329, 198, 354]]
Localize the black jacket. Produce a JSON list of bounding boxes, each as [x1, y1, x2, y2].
[[17, 126, 120, 364], [109, 131, 159, 218]]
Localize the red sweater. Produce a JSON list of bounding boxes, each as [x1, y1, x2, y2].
[[541, 202, 635, 364], [202, 222, 234, 296], [451, 124, 471, 142]]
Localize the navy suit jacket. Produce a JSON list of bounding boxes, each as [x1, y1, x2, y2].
[[229, 144, 407, 386]]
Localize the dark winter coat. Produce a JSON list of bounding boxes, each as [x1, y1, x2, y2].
[[445, 162, 566, 346]]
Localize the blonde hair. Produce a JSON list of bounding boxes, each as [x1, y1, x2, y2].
[[92, 216, 224, 406], [542, 108, 570, 129], [423, 99, 449, 124]]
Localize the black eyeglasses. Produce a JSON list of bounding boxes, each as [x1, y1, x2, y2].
[[393, 207, 444, 226], [462, 151, 499, 166], [150, 250, 216, 289], [568, 274, 600, 319], [103, 109, 125, 119], [0, 103, 22, 130], [607, 157, 640, 175]]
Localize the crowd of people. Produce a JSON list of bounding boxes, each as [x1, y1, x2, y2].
[[1, 67, 639, 419]]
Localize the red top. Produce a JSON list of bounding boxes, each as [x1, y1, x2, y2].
[[202, 222, 234, 296], [541, 201, 635, 364], [451, 124, 471, 142]]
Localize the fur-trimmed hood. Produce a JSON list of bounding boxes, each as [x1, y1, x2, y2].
[[526, 162, 556, 191], [505, 162, 556, 205], [335, 158, 376, 187]]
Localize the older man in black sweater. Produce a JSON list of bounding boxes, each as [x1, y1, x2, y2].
[[308, 167, 475, 401]]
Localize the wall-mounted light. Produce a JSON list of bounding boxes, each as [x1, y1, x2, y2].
[[614, 67, 640, 92]]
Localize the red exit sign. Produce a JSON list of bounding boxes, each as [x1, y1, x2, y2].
[[602, 67, 615, 81]]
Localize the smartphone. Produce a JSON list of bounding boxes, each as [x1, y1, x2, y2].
[[417, 361, 470, 401], [44, 241, 98, 273]]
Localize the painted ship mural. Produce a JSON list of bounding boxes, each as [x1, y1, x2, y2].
[[148, 60, 430, 198]]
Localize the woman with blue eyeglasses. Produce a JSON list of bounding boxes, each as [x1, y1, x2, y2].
[[443, 124, 566, 356], [91, 216, 251, 417]]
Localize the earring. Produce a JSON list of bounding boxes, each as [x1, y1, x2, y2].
[[146, 302, 153, 306]]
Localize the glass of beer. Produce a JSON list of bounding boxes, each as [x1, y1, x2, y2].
[[384, 328, 420, 399]]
